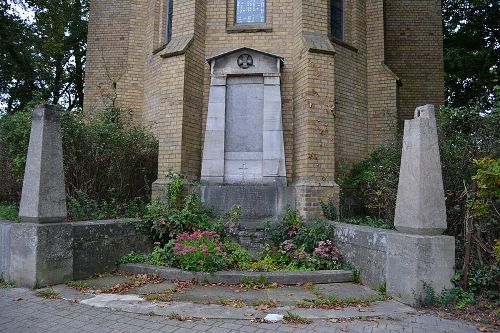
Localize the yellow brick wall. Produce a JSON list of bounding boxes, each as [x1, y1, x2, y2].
[[84, 0, 445, 217], [384, 0, 445, 122]]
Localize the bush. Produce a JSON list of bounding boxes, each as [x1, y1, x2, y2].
[[264, 210, 336, 253], [169, 231, 228, 273], [0, 202, 18, 222], [261, 210, 341, 271], [0, 106, 158, 220], [340, 145, 401, 220]]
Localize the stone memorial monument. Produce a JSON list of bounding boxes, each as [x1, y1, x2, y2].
[[386, 105, 455, 305], [9, 105, 73, 287], [200, 48, 294, 250]]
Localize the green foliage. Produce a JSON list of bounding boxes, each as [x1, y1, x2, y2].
[[494, 239, 500, 262], [239, 276, 270, 288], [320, 197, 337, 220], [264, 210, 336, 253], [0, 275, 14, 289], [67, 189, 147, 221], [259, 212, 341, 271], [117, 251, 149, 265], [169, 231, 228, 273], [469, 157, 500, 219], [0, 1, 87, 114], [443, 0, 499, 109], [377, 282, 387, 294], [340, 145, 401, 220], [35, 288, 61, 299], [282, 312, 312, 325], [0, 107, 158, 220], [137, 170, 242, 245], [225, 242, 253, 270], [338, 216, 393, 230], [0, 203, 18, 222]]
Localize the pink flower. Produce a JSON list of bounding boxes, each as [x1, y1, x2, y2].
[[281, 239, 294, 252], [288, 231, 297, 237]]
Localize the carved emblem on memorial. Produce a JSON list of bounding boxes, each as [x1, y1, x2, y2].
[[237, 54, 253, 69]]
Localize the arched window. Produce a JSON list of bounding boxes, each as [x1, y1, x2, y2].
[[165, 0, 173, 43], [235, 0, 266, 24], [331, 0, 344, 40]]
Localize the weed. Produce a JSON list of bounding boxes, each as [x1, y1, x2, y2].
[[0, 203, 19, 222], [166, 312, 192, 321], [298, 294, 385, 309], [145, 293, 171, 302], [352, 269, 361, 284], [0, 275, 14, 288], [66, 280, 88, 291], [35, 288, 61, 299], [251, 299, 280, 310], [147, 311, 157, 316], [217, 296, 245, 308], [377, 282, 386, 294], [283, 312, 312, 325], [240, 276, 270, 288]]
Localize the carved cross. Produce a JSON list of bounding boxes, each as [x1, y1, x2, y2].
[[237, 54, 253, 69], [238, 162, 249, 180]]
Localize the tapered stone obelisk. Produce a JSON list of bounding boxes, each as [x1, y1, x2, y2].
[[19, 104, 67, 223], [394, 104, 447, 235], [9, 105, 72, 288], [386, 104, 454, 305]]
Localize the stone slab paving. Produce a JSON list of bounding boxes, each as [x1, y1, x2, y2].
[[169, 285, 317, 306], [0, 287, 489, 333]]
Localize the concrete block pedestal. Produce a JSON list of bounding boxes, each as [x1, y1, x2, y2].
[[386, 233, 455, 305], [9, 223, 73, 288]]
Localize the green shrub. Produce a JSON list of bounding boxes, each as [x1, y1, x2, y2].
[[137, 170, 240, 244], [340, 145, 401, 220], [0, 106, 158, 220], [0, 202, 18, 222], [169, 231, 228, 273], [225, 242, 253, 270], [320, 197, 337, 220], [338, 216, 393, 230], [264, 211, 336, 253]]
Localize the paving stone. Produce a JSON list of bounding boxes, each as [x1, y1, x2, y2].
[[126, 281, 176, 295], [169, 285, 317, 306], [316, 283, 382, 299], [80, 275, 132, 291], [0, 287, 490, 333]]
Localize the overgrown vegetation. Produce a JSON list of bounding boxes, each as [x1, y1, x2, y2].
[[282, 312, 312, 325], [121, 172, 346, 273], [34, 288, 61, 299], [0, 203, 18, 222], [0, 106, 158, 220], [0, 275, 14, 288]]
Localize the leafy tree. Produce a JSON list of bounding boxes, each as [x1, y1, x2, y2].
[[0, 1, 40, 113], [443, 0, 499, 108], [0, 0, 87, 114]]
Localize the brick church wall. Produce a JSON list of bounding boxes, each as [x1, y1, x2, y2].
[[84, 0, 445, 217]]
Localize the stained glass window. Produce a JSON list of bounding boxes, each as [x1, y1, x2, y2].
[[331, 0, 343, 40], [165, 0, 173, 43], [235, 0, 266, 24]]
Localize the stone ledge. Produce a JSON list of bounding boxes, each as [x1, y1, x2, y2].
[[154, 35, 194, 58], [226, 24, 273, 33], [119, 263, 353, 285]]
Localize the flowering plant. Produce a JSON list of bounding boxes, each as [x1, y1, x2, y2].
[[169, 231, 228, 272], [313, 240, 341, 269]]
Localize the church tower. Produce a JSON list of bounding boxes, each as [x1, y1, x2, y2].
[[85, 0, 444, 220]]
